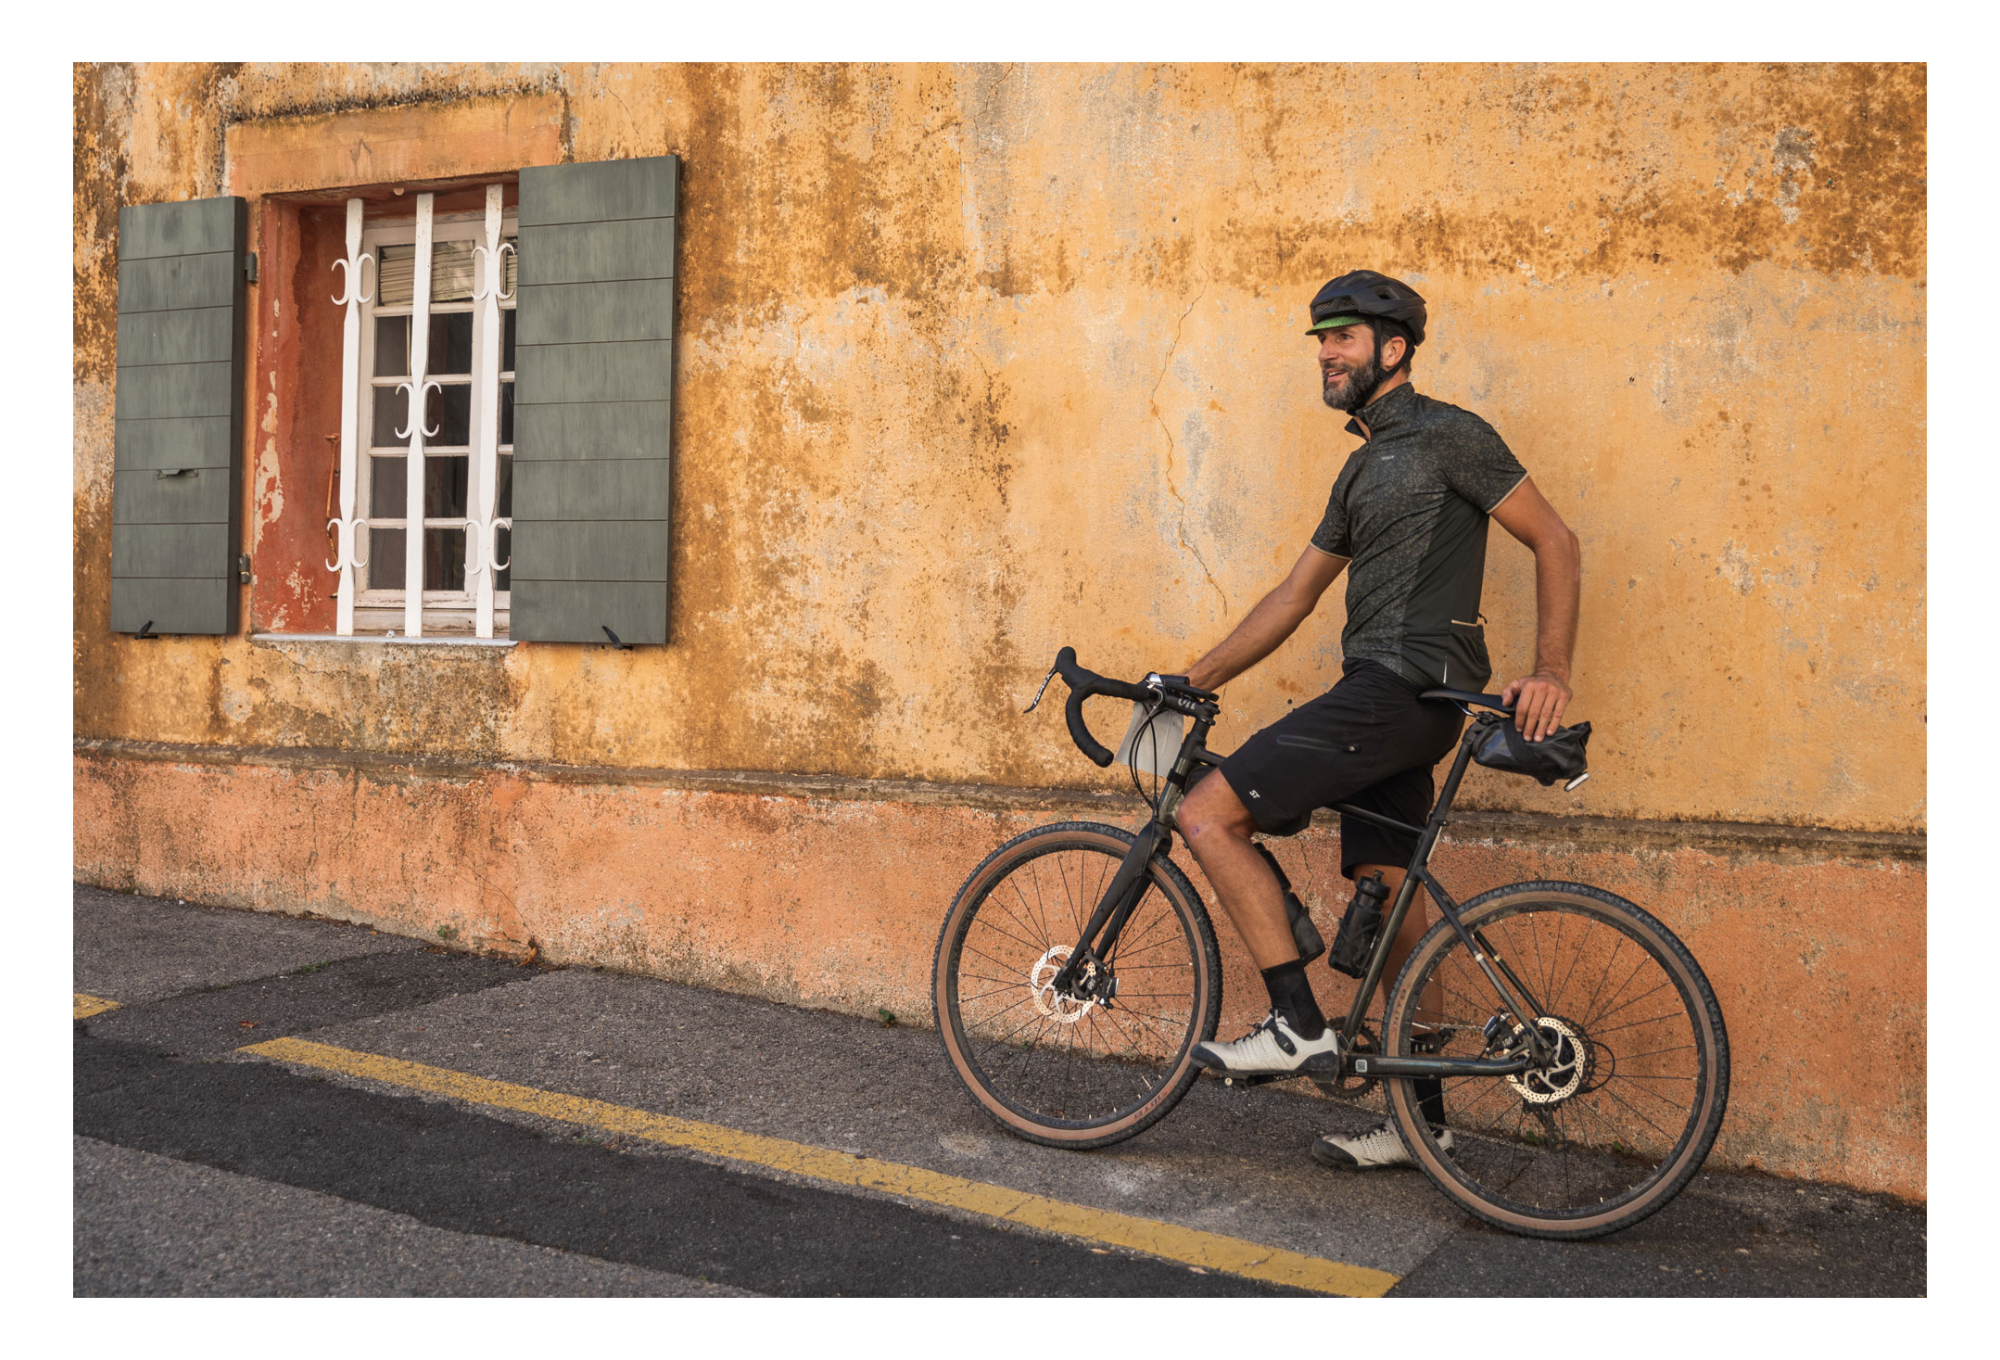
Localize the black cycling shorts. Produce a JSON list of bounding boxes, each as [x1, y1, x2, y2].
[[1215, 658, 1464, 878]]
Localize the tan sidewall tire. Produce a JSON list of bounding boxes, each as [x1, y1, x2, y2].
[[1384, 882, 1728, 1239], [931, 821, 1220, 1148]]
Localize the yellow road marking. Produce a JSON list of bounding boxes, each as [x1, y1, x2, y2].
[[74, 993, 121, 1019], [244, 1036, 1398, 1297]]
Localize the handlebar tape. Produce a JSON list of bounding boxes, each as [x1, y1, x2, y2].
[[1053, 646, 1153, 768]]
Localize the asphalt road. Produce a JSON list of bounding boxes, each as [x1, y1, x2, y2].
[[73, 886, 1926, 1297]]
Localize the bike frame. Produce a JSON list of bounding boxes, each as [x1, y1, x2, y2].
[[1053, 702, 1557, 1078]]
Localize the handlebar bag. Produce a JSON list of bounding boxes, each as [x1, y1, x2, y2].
[[1469, 718, 1592, 787]]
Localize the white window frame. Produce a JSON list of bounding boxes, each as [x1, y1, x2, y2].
[[330, 187, 515, 638]]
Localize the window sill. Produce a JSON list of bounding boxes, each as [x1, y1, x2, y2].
[[252, 633, 516, 648]]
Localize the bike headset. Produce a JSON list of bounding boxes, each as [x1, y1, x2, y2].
[[1306, 269, 1429, 401]]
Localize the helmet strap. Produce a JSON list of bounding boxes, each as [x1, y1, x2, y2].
[[1369, 320, 1411, 393]]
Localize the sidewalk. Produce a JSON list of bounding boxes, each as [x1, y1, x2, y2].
[[73, 886, 1925, 1297]]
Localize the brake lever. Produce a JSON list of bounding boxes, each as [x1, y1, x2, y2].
[[1023, 661, 1062, 714]]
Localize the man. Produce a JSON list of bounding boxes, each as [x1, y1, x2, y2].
[[1171, 269, 1581, 1171]]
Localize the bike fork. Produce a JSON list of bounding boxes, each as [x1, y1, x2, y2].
[[1049, 820, 1168, 994]]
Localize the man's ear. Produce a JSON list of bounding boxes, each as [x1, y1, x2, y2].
[[1382, 333, 1408, 371]]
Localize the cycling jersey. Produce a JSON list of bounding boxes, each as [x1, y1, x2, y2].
[[1309, 383, 1528, 692]]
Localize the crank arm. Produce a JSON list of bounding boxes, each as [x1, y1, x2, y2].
[[1356, 1054, 1534, 1079]]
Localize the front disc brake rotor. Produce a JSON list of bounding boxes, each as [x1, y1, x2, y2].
[[1028, 945, 1094, 1025]]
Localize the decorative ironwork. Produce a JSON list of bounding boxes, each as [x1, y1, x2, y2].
[[471, 241, 516, 302], [393, 379, 442, 440], [330, 250, 375, 306], [325, 516, 370, 573], [464, 516, 513, 576], [327, 198, 369, 634]]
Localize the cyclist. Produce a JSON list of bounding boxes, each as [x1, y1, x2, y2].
[[1170, 269, 1582, 1171]]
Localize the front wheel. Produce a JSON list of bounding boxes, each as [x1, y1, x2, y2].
[[1383, 882, 1729, 1239], [932, 821, 1222, 1148]]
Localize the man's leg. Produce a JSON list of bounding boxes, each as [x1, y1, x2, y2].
[[1352, 862, 1444, 1024], [1176, 772, 1334, 1060], [1353, 860, 1447, 1129], [1175, 772, 1296, 970]]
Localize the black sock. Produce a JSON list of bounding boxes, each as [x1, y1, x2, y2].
[[1414, 1077, 1446, 1128], [1260, 959, 1325, 1039]]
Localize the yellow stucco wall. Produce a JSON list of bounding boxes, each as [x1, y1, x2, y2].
[[74, 62, 1926, 832]]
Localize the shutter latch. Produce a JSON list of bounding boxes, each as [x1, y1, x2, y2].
[[238, 554, 252, 585], [156, 468, 194, 479], [601, 625, 634, 650]]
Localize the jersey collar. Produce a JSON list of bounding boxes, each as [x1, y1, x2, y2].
[[1343, 381, 1418, 438]]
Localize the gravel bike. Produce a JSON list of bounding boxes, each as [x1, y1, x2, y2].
[[931, 648, 1729, 1239]]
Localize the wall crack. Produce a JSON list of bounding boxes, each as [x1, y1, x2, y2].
[[1148, 286, 1227, 618]]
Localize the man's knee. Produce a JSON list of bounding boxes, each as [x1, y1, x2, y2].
[[1177, 773, 1258, 847]]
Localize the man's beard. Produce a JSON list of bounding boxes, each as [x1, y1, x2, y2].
[[1321, 352, 1383, 413]]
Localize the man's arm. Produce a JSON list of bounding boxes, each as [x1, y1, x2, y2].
[[1183, 546, 1348, 693], [1489, 477, 1582, 741]]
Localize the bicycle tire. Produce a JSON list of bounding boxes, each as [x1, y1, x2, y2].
[[1382, 881, 1729, 1240], [932, 820, 1222, 1149]]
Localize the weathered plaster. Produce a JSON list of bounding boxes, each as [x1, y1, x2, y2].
[[74, 62, 1926, 830]]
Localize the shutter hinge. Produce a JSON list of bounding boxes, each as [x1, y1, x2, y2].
[[238, 554, 252, 585], [245, 252, 258, 284]]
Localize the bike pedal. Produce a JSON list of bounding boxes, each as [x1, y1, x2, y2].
[[1217, 1073, 1288, 1089]]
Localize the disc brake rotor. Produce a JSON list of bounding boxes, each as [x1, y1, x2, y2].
[[1505, 1015, 1592, 1106], [1029, 946, 1095, 1025]]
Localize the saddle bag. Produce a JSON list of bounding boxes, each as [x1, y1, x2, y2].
[[1469, 718, 1592, 789]]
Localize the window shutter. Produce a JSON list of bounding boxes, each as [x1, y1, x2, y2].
[[510, 156, 678, 644], [110, 196, 247, 636]]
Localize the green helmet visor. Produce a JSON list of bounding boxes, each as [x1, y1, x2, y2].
[[1306, 313, 1367, 335]]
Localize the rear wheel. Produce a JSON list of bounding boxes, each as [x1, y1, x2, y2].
[[932, 821, 1221, 1148], [1383, 882, 1729, 1239]]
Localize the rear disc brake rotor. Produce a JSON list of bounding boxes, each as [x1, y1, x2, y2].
[[1505, 1014, 1592, 1106]]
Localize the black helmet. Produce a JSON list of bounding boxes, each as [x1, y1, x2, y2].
[[1305, 270, 1428, 348]]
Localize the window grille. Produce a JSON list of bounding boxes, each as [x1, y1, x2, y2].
[[329, 186, 516, 637]]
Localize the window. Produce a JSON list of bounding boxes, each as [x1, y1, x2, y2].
[[330, 186, 518, 638], [310, 155, 677, 645]]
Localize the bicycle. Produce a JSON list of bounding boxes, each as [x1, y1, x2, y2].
[[931, 647, 1730, 1240]]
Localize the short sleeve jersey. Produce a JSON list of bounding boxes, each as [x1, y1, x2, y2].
[[1310, 384, 1528, 691]]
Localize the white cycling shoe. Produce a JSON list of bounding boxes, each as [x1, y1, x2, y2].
[[1190, 1010, 1343, 1077], [1312, 1121, 1456, 1170]]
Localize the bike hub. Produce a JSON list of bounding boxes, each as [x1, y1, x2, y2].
[[1029, 946, 1106, 1024]]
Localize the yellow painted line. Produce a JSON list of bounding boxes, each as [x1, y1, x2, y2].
[[74, 993, 122, 1019], [244, 1035, 1397, 1297]]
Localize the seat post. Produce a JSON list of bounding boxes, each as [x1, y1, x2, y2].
[[1412, 721, 1485, 868]]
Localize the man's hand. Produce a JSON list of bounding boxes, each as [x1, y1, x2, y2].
[[1500, 671, 1573, 742]]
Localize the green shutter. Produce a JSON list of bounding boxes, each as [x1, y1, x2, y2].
[[110, 197, 247, 636], [510, 156, 678, 645]]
